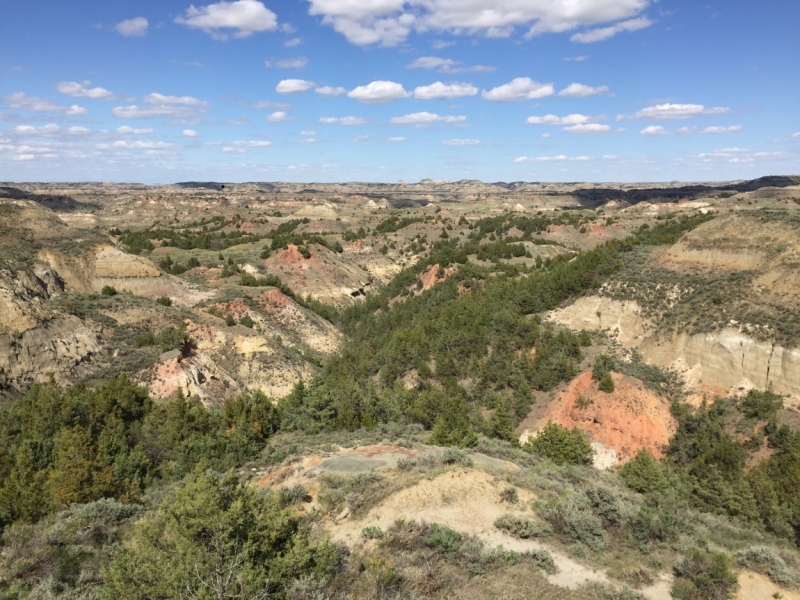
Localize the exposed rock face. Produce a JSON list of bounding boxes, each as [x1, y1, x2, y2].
[[547, 296, 648, 348], [518, 371, 676, 467], [0, 316, 102, 390], [640, 329, 800, 400]]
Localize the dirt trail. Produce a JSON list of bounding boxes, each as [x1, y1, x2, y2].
[[326, 469, 670, 599]]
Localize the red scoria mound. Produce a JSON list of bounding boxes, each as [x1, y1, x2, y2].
[[208, 298, 251, 319], [420, 263, 456, 290], [257, 288, 291, 316], [519, 370, 676, 463]]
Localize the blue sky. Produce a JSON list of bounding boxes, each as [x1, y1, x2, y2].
[[1, 0, 798, 183]]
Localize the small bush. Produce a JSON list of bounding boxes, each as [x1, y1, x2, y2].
[[135, 332, 155, 347], [101, 285, 117, 296], [396, 457, 417, 471], [735, 546, 792, 586], [494, 514, 552, 540], [426, 523, 461, 554], [536, 498, 606, 551], [672, 550, 738, 600], [524, 421, 594, 466], [619, 448, 668, 494], [440, 447, 473, 467], [361, 526, 384, 540], [155, 295, 172, 306], [499, 486, 519, 504], [225, 315, 236, 327], [598, 372, 615, 393], [279, 484, 310, 506], [585, 487, 622, 528], [592, 354, 615, 380], [239, 315, 254, 328]]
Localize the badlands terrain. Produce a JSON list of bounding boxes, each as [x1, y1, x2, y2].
[[2, 174, 800, 599]]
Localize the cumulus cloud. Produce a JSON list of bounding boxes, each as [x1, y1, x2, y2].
[[175, 0, 278, 39], [389, 112, 466, 125], [793, 132, 800, 138], [514, 154, 590, 163], [570, 16, 652, 43], [299, 130, 316, 136], [702, 125, 742, 134], [267, 111, 289, 122], [558, 83, 609, 97], [625, 103, 731, 120], [12, 124, 60, 136], [266, 57, 308, 69], [319, 116, 366, 125], [3, 92, 86, 114], [564, 55, 589, 61], [111, 140, 173, 149], [117, 126, 154, 134], [406, 56, 494, 73], [387, 136, 406, 142], [231, 139, 272, 146], [348, 81, 409, 103], [640, 125, 667, 135], [285, 37, 302, 47], [222, 146, 245, 153], [116, 17, 149, 37], [57, 81, 116, 100], [413, 82, 478, 100], [482, 78, 554, 101], [307, 0, 651, 47], [563, 123, 611, 133], [67, 126, 91, 135], [183, 129, 200, 137], [526, 114, 594, 125], [276, 79, 315, 93], [315, 86, 347, 96], [351, 134, 370, 142], [441, 138, 479, 146], [112, 93, 208, 119]]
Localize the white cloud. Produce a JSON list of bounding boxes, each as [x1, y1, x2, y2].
[[13, 154, 35, 161], [267, 57, 308, 69], [67, 126, 91, 135], [276, 79, 315, 93], [348, 81, 409, 103], [13, 124, 60, 136], [298, 138, 317, 143], [406, 56, 494, 73], [793, 132, 800, 138], [57, 81, 116, 100], [145, 93, 206, 106], [232, 140, 272, 147], [183, 129, 200, 137], [3, 92, 86, 114], [526, 114, 593, 125], [299, 130, 316, 136], [307, 0, 651, 47], [413, 82, 478, 100], [389, 112, 466, 125], [558, 83, 609, 97], [116, 17, 149, 37], [564, 55, 589, 61], [563, 123, 611, 133], [285, 37, 302, 47], [112, 93, 208, 119], [319, 116, 367, 125], [387, 136, 406, 142], [514, 154, 590, 163], [482, 78, 554, 101], [441, 138, 479, 146], [249, 101, 291, 109], [570, 16, 652, 43], [111, 140, 173, 149], [222, 146, 245, 153], [640, 125, 667, 135], [267, 111, 289, 122], [315, 85, 347, 96], [627, 103, 731, 120], [117, 126, 154, 134], [702, 125, 742, 134], [351, 134, 370, 142], [175, 0, 278, 39]]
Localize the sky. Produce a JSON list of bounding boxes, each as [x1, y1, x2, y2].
[[1, 0, 799, 184]]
